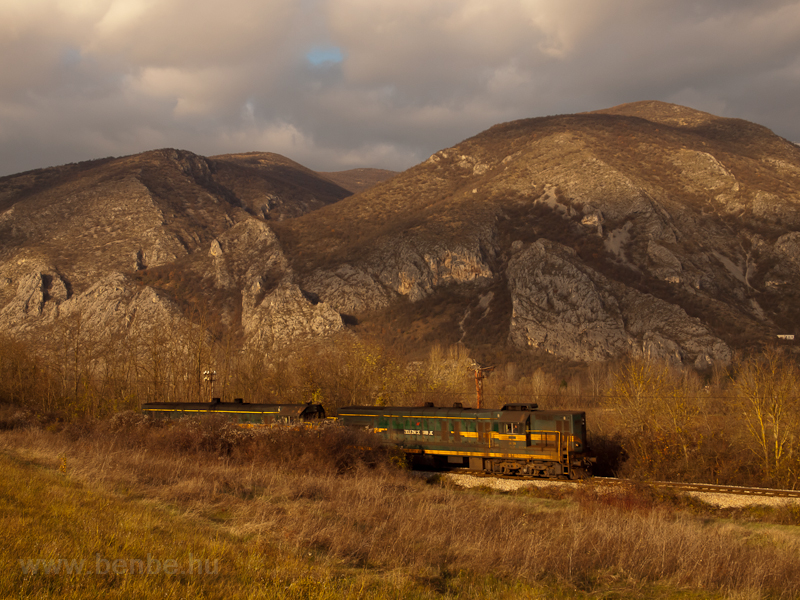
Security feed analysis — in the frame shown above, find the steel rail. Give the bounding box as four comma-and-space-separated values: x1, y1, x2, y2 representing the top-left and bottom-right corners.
444, 470, 800, 499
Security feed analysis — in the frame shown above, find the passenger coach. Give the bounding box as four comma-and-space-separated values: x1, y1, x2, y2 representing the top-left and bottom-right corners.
141, 398, 326, 425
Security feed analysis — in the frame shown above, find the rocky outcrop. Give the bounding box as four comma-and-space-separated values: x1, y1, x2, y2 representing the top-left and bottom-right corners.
242, 279, 344, 350
646, 241, 683, 283
773, 232, 800, 273
304, 264, 392, 314
369, 232, 495, 302
53, 273, 184, 340
0, 264, 187, 354
617, 287, 732, 369
507, 241, 630, 361
302, 227, 496, 313
0, 262, 70, 329
507, 240, 731, 366
207, 218, 288, 291
205, 219, 347, 350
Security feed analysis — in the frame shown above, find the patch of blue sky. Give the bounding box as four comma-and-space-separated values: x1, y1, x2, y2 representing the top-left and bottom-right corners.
306, 46, 344, 66
60, 47, 83, 67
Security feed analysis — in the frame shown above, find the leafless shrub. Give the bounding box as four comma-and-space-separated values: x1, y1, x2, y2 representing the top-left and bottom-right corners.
61, 418, 97, 441
0, 406, 36, 430
108, 409, 151, 432
67, 412, 396, 476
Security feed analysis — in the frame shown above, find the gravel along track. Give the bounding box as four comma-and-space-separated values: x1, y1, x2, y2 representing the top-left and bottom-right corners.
436, 473, 800, 509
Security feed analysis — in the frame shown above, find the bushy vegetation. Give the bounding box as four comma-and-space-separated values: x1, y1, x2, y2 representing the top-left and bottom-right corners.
597, 349, 800, 489
3, 314, 800, 491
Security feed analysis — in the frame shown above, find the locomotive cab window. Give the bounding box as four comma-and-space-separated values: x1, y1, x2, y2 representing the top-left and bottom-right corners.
503, 423, 523, 434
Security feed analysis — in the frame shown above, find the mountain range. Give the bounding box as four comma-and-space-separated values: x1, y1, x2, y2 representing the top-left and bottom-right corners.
2, 100, 800, 369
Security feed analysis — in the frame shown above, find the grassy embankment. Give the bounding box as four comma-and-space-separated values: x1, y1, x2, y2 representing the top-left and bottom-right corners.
3, 411, 800, 599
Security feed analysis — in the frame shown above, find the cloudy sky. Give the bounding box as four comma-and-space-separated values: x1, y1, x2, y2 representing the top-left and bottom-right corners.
2, 0, 800, 177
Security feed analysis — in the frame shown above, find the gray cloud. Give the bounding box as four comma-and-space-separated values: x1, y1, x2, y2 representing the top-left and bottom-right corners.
1, 0, 799, 177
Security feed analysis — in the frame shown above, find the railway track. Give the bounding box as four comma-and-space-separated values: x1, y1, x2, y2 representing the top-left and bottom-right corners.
440, 469, 800, 504
639, 480, 800, 500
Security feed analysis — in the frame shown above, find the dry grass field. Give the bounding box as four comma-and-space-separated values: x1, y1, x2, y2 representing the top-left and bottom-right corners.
3, 412, 800, 599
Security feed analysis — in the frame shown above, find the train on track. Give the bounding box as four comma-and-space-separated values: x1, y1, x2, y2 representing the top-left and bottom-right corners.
338, 402, 594, 479
140, 399, 594, 479
141, 398, 326, 424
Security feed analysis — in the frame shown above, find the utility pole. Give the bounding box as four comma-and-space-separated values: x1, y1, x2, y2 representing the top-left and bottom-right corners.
471, 363, 495, 409
203, 369, 216, 402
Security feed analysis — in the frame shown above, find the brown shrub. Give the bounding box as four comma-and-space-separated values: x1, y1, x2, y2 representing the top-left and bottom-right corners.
88, 414, 396, 475
0, 406, 37, 431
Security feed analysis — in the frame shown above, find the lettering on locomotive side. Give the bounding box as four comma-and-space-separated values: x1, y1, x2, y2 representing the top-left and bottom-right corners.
403, 429, 434, 436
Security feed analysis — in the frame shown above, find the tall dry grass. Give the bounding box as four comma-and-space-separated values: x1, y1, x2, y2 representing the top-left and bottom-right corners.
3, 414, 800, 598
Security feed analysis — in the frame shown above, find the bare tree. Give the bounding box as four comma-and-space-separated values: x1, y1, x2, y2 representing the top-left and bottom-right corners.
607, 358, 706, 480
731, 348, 800, 488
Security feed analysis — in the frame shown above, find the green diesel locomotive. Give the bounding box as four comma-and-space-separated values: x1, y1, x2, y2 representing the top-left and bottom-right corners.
338, 402, 594, 478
